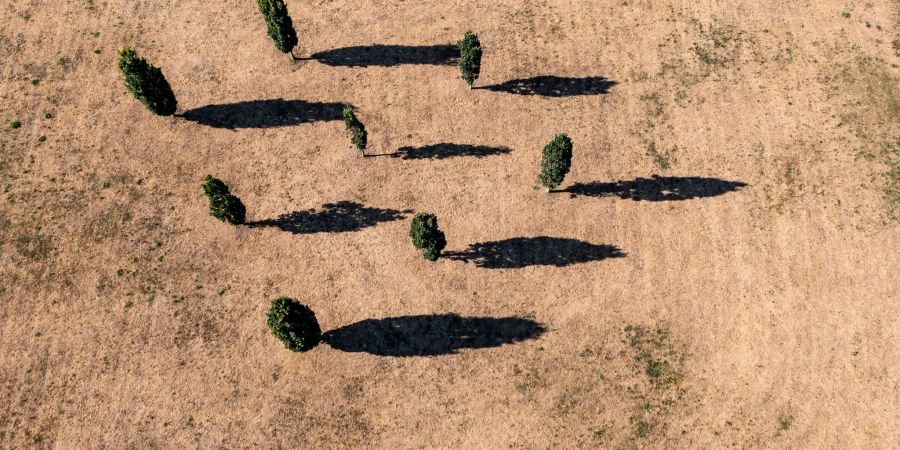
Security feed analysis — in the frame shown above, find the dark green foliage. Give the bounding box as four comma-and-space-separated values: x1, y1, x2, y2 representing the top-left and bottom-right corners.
342, 106, 367, 154
9, 120, 21, 129
257, 0, 298, 54
202, 175, 246, 225
410, 213, 447, 261
117, 47, 177, 116
458, 31, 482, 87
267, 297, 321, 352
539, 133, 573, 190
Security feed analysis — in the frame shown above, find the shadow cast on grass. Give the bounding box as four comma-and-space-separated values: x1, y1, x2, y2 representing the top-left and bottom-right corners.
246, 201, 411, 234
479, 76, 617, 96
323, 314, 546, 356
444, 237, 626, 269
181, 99, 345, 129
388, 143, 512, 160
310, 44, 458, 67
565, 176, 748, 201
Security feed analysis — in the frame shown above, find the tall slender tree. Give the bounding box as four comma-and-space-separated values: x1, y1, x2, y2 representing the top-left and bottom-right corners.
202, 175, 246, 225
342, 106, 368, 156
257, 0, 299, 56
539, 134, 573, 191
458, 31, 483, 88
118, 47, 177, 116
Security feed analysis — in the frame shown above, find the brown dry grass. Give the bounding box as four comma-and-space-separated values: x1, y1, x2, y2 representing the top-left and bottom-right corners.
1, 0, 898, 448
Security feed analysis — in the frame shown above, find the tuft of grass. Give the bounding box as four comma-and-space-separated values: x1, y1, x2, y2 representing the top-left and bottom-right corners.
9, 120, 21, 129
646, 141, 674, 170
841, 11, 851, 18
43, 112, 53, 119
776, 415, 793, 435
630, 417, 651, 438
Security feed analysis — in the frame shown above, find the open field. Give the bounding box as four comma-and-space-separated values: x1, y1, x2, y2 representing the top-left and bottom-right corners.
1, 0, 898, 448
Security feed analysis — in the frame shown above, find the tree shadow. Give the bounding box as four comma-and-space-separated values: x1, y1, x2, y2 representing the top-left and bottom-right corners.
565, 176, 748, 201
388, 143, 512, 160
310, 44, 458, 67
479, 76, 617, 96
323, 314, 546, 356
246, 201, 411, 234
444, 237, 626, 269
181, 99, 345, 129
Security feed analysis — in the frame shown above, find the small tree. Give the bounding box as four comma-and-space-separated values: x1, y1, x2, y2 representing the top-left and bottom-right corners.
458, 31, 482, 88
267, 297, 321, 352
410, 213, 447, 261
257, 0, 298, 56
342, 106, 368, 155
539, 133, 573, 191
202, 175, 246, 225
118, 47, 177, 116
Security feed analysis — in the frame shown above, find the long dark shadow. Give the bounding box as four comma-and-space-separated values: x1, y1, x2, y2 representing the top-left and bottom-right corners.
390, 143, 512, 160
445, 237, 626, 269
246, 201, 411, 234
565, 176, 748, 201
479, 75, 617, 96
323, 314, 546, 356
181, 99, 345, 129
310, 44, 458, 67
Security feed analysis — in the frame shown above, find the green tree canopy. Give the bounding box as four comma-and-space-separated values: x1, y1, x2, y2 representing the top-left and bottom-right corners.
257, 0, 298, 54
342, 106, 367, 155
267, 297, 322, 352
118, 47, 177, 116
458, 32, 483, 87
202, 175, 246, 225
539, 134, 573, 190
410, 213, 447, 261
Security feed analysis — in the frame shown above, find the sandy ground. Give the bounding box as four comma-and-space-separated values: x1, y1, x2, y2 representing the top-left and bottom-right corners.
1, 0, 898, 448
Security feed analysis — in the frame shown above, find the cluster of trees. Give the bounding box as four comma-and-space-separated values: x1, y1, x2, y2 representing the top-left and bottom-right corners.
120, 4, 581, 353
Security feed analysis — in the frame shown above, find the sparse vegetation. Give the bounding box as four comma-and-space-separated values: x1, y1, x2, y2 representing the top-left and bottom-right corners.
776, 415, 793, 435
202, 175, 246, 225
117, 47, 177, 116
538, 133, 573, 190
267, 296, 321, 352
342, 106, 367, 155
458, 31, 482, 87
645, 141, 673, 170
409, 212, 446, 261
256, 0, 298, 55
9, 120, 21, 129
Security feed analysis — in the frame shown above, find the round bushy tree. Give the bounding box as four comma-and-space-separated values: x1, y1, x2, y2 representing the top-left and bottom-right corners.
458, 31, 482, 87
342, 106, 367, 155
267, 297, 321, 352
410, 213, 447, 261
539, 133, 573, 190
118, 47, 177, 116
202, 175, 246, 225
257, 0, 298, 55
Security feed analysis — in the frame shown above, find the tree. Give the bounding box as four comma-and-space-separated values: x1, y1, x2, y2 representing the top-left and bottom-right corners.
257, 0, 298, 56
458, 31, 482, 88
267, 297, 321, 352
539, 133, 573, 191
410, 213, 447, 261
118, 47, 177, 116
202, 175, 246, 225
342, 106, 368, 155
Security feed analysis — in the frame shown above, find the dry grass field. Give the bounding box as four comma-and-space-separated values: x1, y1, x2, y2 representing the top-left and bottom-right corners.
1, 0, 899, 448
